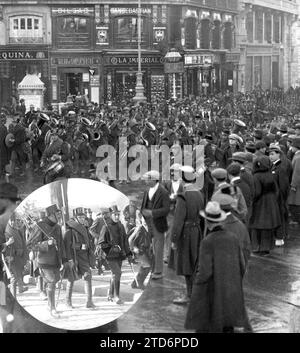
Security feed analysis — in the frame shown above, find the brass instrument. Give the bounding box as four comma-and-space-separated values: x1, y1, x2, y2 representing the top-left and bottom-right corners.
141, 122, 156, 147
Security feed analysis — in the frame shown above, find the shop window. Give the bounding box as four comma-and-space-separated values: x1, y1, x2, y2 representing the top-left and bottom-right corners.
212, 20, 221, 49
185, 17, 197, 49
9, 15, 43, 43
54, 16, 92, 49
223, 22, 232, 50
200, 19, 210, 49
112, 16, 150, 48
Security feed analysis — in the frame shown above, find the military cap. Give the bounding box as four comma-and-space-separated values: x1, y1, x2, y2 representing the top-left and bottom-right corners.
143, 170, 160, 180
264, 133, 276, 144
211, 168, 227, 181
109, 205, 120, 214
227, 163, 241, 176
288, 134, 296, 142
245, 141, 256, 152
230, 152, 247, 163
45, 204, 60, 216
74, 207, 85, 216
292, 137, 300, 149
279, 124, 288, 133
294, 123, 300, 130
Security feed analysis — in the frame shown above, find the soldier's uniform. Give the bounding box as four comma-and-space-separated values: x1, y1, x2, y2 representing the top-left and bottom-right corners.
27, 204, 66, 318
63, 208, 96, 309
99, 205, 132, 304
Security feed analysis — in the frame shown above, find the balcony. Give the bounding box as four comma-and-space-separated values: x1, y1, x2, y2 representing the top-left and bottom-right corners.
243, 0, 298, 14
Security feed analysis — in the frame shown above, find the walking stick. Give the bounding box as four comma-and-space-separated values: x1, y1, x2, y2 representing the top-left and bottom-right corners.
129, 261, 139, 287
55, 266, 66, 309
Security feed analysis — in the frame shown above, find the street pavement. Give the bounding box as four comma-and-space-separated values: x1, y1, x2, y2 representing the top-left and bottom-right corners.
3, 172, 300, 333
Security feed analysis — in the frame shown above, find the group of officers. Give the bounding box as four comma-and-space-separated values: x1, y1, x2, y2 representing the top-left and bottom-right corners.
0, 197, 145, 321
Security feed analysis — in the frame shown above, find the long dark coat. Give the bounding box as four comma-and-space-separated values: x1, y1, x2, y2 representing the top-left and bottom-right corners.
249, 170, 281, 230
185, 226, 251, 332
170, 185, 204, 276
223, 213, 251, 267
0, 123, 9, 173
288, 151, 300, 206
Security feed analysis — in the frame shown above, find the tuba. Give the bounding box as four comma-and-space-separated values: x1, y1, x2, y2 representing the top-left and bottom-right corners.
232, 119, 246, 134
141, 122, 156, 147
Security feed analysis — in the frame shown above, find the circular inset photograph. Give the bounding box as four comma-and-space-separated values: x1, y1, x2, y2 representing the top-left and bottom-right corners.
2, 179, 151, 330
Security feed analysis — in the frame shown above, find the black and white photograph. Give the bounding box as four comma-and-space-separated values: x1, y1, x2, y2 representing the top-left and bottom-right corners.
0, 0, 300, 339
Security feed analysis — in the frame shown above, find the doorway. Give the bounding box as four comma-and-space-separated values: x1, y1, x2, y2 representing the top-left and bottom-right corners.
66, 72, 83, 96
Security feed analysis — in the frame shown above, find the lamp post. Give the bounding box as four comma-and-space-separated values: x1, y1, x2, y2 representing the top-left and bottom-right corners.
164, 48, 182, 100
132, 0, 147, 104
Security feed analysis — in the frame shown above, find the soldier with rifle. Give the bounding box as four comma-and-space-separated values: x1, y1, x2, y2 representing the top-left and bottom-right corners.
63, 207, 96, 309
26, 204, 66, 318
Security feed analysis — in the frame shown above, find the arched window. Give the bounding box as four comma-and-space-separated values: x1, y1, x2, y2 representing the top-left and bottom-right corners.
9, 15, 43, 43
212, 20, 221, 49
185, 17, 197, 49
200, 18, 210, 49
223, 22, 233, 50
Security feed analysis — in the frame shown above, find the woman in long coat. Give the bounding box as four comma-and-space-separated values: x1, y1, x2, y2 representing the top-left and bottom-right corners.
170, 168, 205, 304
249, 155, 281, 255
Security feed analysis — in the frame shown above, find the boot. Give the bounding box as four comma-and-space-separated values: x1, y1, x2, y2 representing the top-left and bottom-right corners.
114, 279, 123, 305
65, 281, 74, 309
47, 287, 60, 318
85, 278, 96, 309
107, 278, 114, 301
38, 276, 47, 300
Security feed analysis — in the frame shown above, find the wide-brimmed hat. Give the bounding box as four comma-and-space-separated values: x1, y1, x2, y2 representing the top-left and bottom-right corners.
0, 183, 21, 201
211, 193, 235, 209
200, 201, 227, 222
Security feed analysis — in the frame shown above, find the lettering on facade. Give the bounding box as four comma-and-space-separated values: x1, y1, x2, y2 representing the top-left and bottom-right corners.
109, 56, 164, 65
110, 8, 152, 16
51, 57, 100, 66
184, 54, 214, 66
0, 51, 48, 61
52, 7, 94, 16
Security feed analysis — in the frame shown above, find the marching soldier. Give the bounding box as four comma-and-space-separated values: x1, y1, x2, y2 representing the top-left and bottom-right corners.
26, 204, 66, 318
99, 205, 133, 304
63, 208, 96, 309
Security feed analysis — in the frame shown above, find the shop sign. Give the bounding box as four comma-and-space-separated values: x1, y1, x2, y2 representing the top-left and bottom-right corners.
0, 50, 48, 61
184, 54, 214, 66
51, 57, 101, 66
52, 7, 94, 16
164, 62, 184, 74
110, 7, 152, 16
108, 56, 163, 65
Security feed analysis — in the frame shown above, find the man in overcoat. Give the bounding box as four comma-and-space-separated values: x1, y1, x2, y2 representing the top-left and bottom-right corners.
0, 114, 8, 179
141, 170, 170, 280
27, 204, 66, 318
288, 137, 300, 225
63, 207, 96, 309
185, 201, 252, 333
170, 166, 205, 305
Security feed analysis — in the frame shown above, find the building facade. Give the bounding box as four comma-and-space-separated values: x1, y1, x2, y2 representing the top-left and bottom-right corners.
0, 0, 298, 108
236, 0, 299, 92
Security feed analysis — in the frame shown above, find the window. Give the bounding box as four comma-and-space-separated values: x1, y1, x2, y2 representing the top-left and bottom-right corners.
212, 20, 221, 49
185, 17, 197, 49
200, 19, 210, 49
54, 16, 91, 49
246, 11, 253, 42
255, 11, 263, 43
10, 16, 43, 43
113, 16, 150, 48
